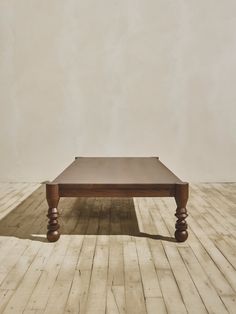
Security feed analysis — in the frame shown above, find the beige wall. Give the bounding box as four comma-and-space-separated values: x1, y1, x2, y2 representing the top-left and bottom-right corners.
0, 1, 236, 182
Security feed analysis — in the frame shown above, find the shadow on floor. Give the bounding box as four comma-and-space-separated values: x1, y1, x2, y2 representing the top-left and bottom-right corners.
0, 185, 176, 242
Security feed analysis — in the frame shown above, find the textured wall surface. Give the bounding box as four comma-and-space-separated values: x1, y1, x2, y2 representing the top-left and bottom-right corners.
0, 1, 236, 182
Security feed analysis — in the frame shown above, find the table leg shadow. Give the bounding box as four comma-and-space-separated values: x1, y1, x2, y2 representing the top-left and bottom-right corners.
0, 185, 176, 242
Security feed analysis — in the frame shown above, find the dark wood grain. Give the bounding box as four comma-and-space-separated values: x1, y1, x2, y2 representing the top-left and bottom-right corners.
46, 183, 60, 242
175, 182, 189, 242
58, 183, 176, 197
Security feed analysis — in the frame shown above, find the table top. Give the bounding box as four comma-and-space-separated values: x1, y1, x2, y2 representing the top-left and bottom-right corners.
52, 157, 182, 185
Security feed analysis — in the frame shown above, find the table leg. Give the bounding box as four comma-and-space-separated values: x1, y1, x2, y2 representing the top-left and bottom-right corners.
174, 183, 188, 242
46, 183, 60, 242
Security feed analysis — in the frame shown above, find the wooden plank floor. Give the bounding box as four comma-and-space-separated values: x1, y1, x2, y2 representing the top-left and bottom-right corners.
0, 182, 235, 314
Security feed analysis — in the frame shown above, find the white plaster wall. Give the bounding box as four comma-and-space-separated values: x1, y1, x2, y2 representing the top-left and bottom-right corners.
0, 1, 236, 182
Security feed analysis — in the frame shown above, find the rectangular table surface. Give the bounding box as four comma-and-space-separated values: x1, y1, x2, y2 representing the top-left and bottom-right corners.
52, 157, 182, 185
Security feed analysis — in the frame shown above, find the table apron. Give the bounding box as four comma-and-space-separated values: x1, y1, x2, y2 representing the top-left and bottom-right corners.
57, 184, 176, 197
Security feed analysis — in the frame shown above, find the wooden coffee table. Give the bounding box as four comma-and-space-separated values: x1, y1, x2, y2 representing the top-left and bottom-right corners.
46, 157, 189, 242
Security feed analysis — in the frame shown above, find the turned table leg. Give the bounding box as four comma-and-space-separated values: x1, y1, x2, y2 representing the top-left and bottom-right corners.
46, 183, 60, 242
174, 183, 189, 242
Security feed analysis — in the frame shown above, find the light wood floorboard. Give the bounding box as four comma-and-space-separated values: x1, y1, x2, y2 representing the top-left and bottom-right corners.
0, 183, 235, 313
